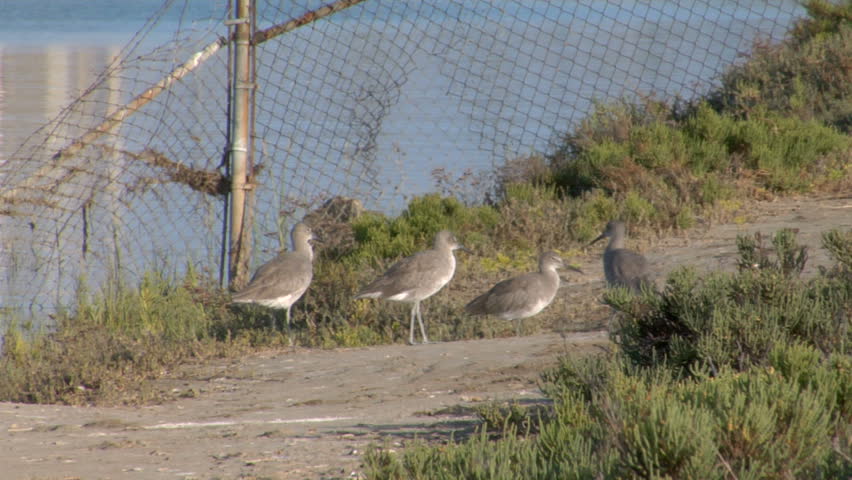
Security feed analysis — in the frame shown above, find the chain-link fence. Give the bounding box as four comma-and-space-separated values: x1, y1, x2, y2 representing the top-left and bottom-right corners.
0, 0, 803, 323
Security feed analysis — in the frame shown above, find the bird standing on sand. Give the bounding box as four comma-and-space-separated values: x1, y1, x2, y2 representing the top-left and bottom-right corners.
465, 251, 581, 335
355, 230, 468, 345
232, 222, 316, 341
588, 220, 653, 293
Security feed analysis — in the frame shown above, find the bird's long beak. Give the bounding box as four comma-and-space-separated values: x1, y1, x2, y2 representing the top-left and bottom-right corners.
587, 233, 606, 247
458, 246, 474, 255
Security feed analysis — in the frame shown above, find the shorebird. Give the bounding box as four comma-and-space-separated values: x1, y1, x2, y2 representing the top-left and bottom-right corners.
232, 222, 316, 340
588, 220, 653, 293
465, 251, 581, 335
355, 230, 468, 344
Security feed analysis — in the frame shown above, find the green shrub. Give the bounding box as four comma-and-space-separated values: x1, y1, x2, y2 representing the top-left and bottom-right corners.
710, 0, 852, 132
76, 270, 212, 341
608, 229, 851, 374
735, 228, 808, 276
348, 194, 499, 266
611, 375, 720, 478
0, 270, 237, 405
553, 100, 849, 202
792, 0, 852, 44
821, 228, 852, 272
536, 388, 615, 479
537, 7, 852, 233
567, 189, 619, 242
367, 344, 849, 479
372, 429, 546, 480
490, 183, 576, 252
474, 401, 547, 437
680, 350, 839, 478
366, 230, 852, 479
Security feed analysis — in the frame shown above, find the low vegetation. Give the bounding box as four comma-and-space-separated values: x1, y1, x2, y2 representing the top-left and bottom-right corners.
363, 229, 852, 479
709, 0, 852, 133
0, 0, 849, 418
299, 0, 851, 350
0, 270, 249, 405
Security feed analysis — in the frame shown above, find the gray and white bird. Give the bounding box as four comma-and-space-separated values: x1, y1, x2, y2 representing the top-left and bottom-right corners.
588, 220, 653, 293
465, 251, 581, 335
355, 230, 467, 345
232, 222, 316, 339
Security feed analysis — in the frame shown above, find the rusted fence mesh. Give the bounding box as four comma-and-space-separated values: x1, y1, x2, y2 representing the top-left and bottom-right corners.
0, 0, 802, 319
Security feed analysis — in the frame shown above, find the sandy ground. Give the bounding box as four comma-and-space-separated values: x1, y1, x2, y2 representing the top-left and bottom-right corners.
2, 195, 850, 480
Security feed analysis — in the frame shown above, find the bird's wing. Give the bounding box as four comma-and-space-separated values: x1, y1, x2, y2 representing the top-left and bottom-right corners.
611, 249, 652, 290
358, 249, 448, 297
466, 274, 542, 314
233, 253, 312, 300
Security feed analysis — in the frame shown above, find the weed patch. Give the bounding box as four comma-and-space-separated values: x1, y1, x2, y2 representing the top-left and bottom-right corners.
709, 0, 852, 132
0, 271, 241, 405
549, 100, 849, 232
608, 229, 850, 374
364, 228, 852, 479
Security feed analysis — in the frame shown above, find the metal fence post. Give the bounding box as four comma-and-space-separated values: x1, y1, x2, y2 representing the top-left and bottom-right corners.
228, 0, 255, 290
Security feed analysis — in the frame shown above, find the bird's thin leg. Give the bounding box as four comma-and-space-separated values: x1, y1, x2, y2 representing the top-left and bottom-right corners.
285, 306, 293, 347
514, 319, 522, 337
269, 310, 278, 331
416, 301, 429, 344
409, 303, 417, 345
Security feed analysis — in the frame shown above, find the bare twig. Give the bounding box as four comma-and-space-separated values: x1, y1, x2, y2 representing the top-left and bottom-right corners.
717, 451, 739, 479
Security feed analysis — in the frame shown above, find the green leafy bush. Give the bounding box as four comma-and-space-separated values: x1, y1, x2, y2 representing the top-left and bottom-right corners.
710, 0, 852, 132
348, 194, 499, 266
367, 347, 850, 479
552, 100, 848, 202
608, 229, 851, 374
0, 270, 236, 404
365, 229, 852, 479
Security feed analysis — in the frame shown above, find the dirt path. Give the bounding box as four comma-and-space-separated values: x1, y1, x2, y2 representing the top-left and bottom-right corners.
2, 195, 850, 480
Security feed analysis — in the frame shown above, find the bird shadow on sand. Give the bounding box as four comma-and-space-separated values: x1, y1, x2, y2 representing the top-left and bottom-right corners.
332, 398, 551, 444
